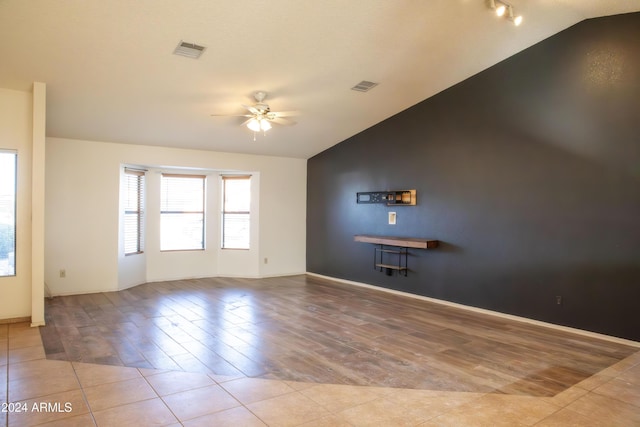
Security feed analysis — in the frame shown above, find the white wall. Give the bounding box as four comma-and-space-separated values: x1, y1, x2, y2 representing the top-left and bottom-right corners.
45, 137, 307, 296
0, 88, 33, 319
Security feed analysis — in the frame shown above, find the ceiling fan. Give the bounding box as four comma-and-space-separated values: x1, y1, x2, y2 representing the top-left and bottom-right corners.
212, 91, 297, 140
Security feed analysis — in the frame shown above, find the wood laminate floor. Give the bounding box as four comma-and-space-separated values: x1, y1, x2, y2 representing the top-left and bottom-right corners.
39, 275, 637, 397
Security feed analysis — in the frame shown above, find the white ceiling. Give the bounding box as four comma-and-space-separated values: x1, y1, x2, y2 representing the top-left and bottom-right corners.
1, 0, 639, 159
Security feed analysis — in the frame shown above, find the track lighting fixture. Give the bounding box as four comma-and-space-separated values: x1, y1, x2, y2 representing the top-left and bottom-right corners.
488, 0, 523, 26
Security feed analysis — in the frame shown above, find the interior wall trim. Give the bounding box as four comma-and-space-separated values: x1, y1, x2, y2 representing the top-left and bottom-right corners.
0, 316, 31, 325
306, 272, 640, 348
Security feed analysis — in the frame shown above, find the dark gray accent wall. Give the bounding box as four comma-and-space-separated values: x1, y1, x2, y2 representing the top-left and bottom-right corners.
307, 13, 640, 341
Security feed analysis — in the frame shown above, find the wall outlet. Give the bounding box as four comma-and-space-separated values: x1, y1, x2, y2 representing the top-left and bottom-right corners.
60, 269, 66, 278
388, 212, 397, 225
556, 295, 562, 305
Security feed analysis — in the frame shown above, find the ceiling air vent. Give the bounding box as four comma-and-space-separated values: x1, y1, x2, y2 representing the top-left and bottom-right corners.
351, 80, 379, 92
173, 41, 206, 59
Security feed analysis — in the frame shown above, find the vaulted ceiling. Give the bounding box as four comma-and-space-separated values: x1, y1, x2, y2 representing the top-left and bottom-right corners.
1, 0, 639, 159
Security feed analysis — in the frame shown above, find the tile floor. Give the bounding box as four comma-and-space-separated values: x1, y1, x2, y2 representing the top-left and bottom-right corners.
39, 276, 637, 397
1, 321, 640, 426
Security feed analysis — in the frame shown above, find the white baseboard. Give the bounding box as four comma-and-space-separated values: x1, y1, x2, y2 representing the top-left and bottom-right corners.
306, 272, 640, 348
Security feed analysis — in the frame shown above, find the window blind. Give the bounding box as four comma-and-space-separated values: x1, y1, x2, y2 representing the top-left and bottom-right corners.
0, 150, 16, 276
123, 169, 145, 255
161, 174, 206, 251
221, 175, 251, 249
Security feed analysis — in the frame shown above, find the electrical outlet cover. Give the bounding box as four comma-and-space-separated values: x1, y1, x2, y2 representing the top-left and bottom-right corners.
388, 212, 397, 225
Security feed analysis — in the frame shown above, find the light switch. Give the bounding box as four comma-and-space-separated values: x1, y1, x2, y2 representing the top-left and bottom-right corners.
388, 212, 397, 225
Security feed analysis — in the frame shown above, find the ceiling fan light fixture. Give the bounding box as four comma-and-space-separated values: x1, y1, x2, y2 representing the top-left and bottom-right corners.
247, 118, 261, 132
260, 119, 272, 131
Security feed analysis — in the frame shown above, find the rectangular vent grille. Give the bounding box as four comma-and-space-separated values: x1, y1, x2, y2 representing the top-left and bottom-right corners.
173, 41, 206, 59
351, 80, 379, 92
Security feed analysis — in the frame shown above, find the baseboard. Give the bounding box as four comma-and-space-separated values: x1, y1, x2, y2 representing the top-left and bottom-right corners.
0, 316, 31, 325
306, 272, 640, 348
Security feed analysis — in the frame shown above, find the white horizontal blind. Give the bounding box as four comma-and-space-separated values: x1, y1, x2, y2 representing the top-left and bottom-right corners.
161, 174, 205, 251
0, 150, 16, 277
222, 175, 250, 249
123, 169, 145, 255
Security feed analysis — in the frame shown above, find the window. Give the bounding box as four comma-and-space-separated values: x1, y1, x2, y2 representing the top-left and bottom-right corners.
161, 174, 205, 251
0, 151, 16, 277
123, 169, 145, 255
221, 175, 251, 249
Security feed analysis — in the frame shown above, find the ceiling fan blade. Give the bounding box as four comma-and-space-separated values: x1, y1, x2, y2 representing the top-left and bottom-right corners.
210, 113, 253, 117
270, 117, 296, 126
242, 104, 259, 115
271, 110, 300, 117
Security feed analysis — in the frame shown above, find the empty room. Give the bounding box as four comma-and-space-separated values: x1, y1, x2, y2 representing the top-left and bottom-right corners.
1, 1, 639, 426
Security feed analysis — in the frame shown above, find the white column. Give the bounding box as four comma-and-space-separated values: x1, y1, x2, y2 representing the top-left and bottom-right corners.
31, 82, 46, 327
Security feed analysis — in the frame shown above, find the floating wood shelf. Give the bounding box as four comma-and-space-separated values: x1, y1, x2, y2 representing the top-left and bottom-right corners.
354, 235, 439, 249
354, 235, 439, 277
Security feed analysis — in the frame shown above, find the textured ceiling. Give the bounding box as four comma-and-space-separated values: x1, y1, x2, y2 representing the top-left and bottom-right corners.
1, 0, 639, 159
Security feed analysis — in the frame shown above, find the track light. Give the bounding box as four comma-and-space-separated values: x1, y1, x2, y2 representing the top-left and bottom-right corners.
488, 0, 522, 26
509, 6, 523, 26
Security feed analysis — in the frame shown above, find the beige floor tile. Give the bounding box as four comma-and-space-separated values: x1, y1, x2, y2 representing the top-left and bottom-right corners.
7, 345, 46, 364
73, 362, 141, 388
7, 389, 89, 427
0, 339, 7, 364
145, 369, 215, 396
8, 323, 36, 338
542, 385, 589, 407
209, 373, 245, 383
0, 368, 7, 404
298, 414, 353, 427
622, 350, 640, 365
564, 390, 640, 424
8, 359, 74, 382
8, 370, 81, 402
162, 384, 240, 421
247, 391, 331, 427
221, 377, 295, 405
417, 393, 559, 427
338, 396, 431, 426
385, 388, 486, 420
8, 333, 43, 350
284, 380, 316, 391
300, 384, 388, 412
591, 377, 640, 407
599, 350, 640, 375
35, 413, 96, 427
83, 377, 158, 412
617, 362, 640, 385
92, 398, 177, 426
137, 367, 169, 377
534, 407, 609, 427
182, 406, 267, 427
